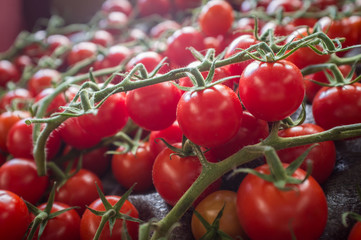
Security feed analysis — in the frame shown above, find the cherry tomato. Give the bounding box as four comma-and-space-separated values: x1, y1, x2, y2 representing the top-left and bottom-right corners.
191, 190, 245, 240
46, 34, 71, 55
349, 221, 361, 240
277, 123, 336, 183
237, 164, 328, 240
137, 0, 170, 17
312, 83, 361, 130
210, 111, 269, 161
34, 88, 68, 116
0, 158, 49, 204
0, 110, 29, 152
80, 195, 139, 240
125, 51, 169, 74
166, 26, 205, 67
112, 142, 155, 192
126, 81, 181, 131
0, 88, 32, 112
28, 68, 61, 97
90, 30, 114, 47
78, 92, 129, 139
0, 60, 20, 87
149, 20, 181, 38
152, 143, 221, 206
0, 190, 31, 240
101, 0, 133, 16
198, 0, 234, 37
176, 84, 243, 148
67, 41, 98, 66
239, 60, 305, 122
32, 202, 81, 240
55, 169, 103, 214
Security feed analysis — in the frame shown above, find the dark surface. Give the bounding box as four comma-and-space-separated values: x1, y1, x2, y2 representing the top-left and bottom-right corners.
101, 103, 361, 240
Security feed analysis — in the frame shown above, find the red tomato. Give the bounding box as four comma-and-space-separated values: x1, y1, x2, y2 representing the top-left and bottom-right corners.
55, 169, 103, 214
101, 0, 133, 16
266, 0, 302, 13
0, 60, 20, 87
28, 68, 61, 97
152, 143, 221, 206
78, 92, 129, 139
277, 123, 336, 183
46, 34, 71, 54
209, 111, 269, 161
0, 110, 29, 152
149, 121, 183, 158
137, 0, 170, 17
239, 60, 305, 122
126, 81, 181, 131
177, 84, 243, 148
112, 142, 155, 192
0, 190, 31, 240
191, 190, 245, 240
150, 20, 181, 38
312, 83, 361, 130
198, 0, 234, 37
0, 158, 49, 204
6, 119, 62, 160
237, 164, 328, 240
173, 0, 202, 10
90, 30, 114, 47
349, 221, 361, 240
166, 26, 205, 67
125, 51, 169, 74
34, 88, 68, 116
98, 12, 128, 36
32, 202, 81, 240
67, 41, 98, 66
0, 88, 32, 112
80, 195, 139, 240
224, 34, 258, 77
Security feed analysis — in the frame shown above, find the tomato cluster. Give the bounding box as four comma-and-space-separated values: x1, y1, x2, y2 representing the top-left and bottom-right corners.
0, 0, 361, 239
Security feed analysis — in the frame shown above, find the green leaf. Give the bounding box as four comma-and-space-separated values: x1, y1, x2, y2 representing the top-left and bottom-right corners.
193, 210, 212, 231
285, 143, 318, 176
113, 185, 135, 212
95, 182, 113, 210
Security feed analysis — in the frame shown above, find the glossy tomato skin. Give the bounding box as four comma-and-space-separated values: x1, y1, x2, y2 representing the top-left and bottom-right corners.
0, 88, 32, 112
0, 60, 20, 87
198, 0, 234, 37
55, 169, 103, 214
78, 92, 129, 139
239, 60, 305, 122
126, 81, 181, 131
191, 190, 245, 240
277, 123, 336, 183
80, 196, 139, 240
0, 190, 31, 240
152, 143, 221, 206
237, 164, 328, 240
112, 142, 155, 192
32, 202, 81, 240
312, 83, 361, 130
176, 84, 243, 148
0, 158, 49, 204
125, 51, 169, 74
67, 41, 98, 66
349, 221, 361, 240
28, 68, 61, 97
166, 27, 205, 67
210, 111, 269, 161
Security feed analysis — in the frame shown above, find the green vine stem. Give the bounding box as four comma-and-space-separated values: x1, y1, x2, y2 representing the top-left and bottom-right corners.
150, 122, 361, 239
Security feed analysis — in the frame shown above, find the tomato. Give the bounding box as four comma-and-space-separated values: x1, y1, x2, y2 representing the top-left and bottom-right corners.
0, 88, 32, 112
101, 0, 133, 16
152, 143, 221, 206
0, 158, 49, 204
149, 121, 183, 157
349, 221, 361, 240
150, 20, 181, 38
224, 34, 258, 77
166, 26, 205, 67
6, 119, 62, 160
13, 54, 33, 72
78, 92, 129, 139
46, 34, 71, 55
126, 81, 181, 131
0, 60, 20, 87
0, 190, 31, 240
266, 0, 302, 14
28, 68, 61, 97
237, 164, 328, 240
80, 195, 139, 240
198, 0, 234, 37
137, 0, 170, 17
277, 123, 336, 183
34, 88, 68, 116
32, 202, 81, 240
0, 110, 29, 152
209, 111, 269, 161
55, 169, 103, 214
67, 41, 98, 66
191, 190, 245, 240
112, 142, 155, 192
125, 51, 169, 74
239, 60, 305, 122
58, 117, 102, 150
312, 83, 361, 130
90, 30, 114, 47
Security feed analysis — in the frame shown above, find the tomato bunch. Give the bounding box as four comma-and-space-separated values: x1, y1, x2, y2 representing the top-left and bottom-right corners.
0, 0, 361, 239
